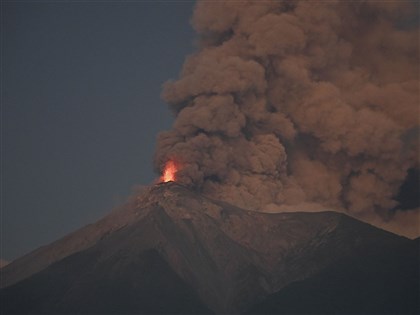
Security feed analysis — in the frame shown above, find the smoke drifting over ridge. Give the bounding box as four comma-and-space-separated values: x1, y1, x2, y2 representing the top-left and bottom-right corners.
154, 1, 419, 237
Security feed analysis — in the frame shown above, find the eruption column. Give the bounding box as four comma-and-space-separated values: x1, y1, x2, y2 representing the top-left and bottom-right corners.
154, 0, 419, 238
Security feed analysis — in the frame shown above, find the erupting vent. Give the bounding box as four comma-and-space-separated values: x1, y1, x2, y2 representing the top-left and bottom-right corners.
160, 160, 178, 183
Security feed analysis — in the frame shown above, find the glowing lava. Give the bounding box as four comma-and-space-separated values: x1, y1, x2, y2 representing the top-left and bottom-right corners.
161, 160, 178, 183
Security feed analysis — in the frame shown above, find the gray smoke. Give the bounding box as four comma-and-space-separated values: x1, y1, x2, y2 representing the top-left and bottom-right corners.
154, 0, 419, 237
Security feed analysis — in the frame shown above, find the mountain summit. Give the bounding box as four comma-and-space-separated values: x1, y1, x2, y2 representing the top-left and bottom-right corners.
1, 182, 419, 314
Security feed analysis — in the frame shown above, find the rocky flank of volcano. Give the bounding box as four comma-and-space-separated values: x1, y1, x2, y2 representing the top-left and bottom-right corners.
1, 182, 418, 314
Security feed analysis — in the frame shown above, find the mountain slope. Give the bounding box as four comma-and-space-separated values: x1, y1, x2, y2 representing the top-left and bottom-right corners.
246, 229, 419, 314
1, 247, 212, 314
0, 200, 143, 289
1, 182, 418, 314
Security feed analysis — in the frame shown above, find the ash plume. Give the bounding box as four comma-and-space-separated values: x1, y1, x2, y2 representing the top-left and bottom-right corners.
154, 0, 419, 237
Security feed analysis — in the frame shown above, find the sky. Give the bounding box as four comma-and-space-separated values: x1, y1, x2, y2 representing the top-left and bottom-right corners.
2, 1, 197, 261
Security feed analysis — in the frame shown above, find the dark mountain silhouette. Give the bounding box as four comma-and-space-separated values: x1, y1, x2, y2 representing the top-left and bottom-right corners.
1, 248, 211, 314
1, 182, 418, 314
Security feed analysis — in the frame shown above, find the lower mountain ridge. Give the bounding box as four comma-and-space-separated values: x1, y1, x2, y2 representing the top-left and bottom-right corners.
1, 182, 418, 314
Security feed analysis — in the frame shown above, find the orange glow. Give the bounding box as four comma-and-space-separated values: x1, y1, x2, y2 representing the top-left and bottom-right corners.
160, 160, 178, 183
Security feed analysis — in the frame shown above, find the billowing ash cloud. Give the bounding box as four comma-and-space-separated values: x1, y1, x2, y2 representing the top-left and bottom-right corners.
154, 0, 419, 237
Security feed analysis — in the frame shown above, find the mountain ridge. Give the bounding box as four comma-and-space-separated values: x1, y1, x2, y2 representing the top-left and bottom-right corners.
1, 182, 418, 314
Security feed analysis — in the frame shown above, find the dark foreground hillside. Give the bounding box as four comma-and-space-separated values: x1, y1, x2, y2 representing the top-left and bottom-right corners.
1, 183, 418, 314
1, 248, 211, 314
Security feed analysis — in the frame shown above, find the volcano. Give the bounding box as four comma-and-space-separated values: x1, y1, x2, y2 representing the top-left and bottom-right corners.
1, 182, 418, 314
